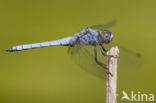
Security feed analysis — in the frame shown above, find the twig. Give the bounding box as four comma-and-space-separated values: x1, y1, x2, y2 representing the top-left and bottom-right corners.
106, 46, 119, 103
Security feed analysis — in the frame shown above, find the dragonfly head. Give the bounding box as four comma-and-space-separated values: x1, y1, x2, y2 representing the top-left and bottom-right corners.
102, 30, 113, 44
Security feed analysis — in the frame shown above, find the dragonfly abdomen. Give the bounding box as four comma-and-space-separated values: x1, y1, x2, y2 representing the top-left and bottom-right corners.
6, 37, 73, 52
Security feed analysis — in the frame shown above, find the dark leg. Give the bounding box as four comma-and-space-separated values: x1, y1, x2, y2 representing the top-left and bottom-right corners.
94, 46, 107, 69
94, 46, 106, 68
99, 45, 107, 56
99, 45, 116, 58
95, 45, 113, 76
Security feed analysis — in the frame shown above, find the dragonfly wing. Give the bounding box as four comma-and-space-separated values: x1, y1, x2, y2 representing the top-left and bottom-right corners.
89, 20, 116, 32
68, 43, 143, 79
104, 42, 143, 69
68, 45, 107, 79
118, 45, 143, 69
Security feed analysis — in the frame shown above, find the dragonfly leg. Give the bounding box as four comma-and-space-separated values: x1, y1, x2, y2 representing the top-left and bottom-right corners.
99, 45, 117, 58
99, 45, 107, 56
94, 45, 106, 68
94, 46, 113, 76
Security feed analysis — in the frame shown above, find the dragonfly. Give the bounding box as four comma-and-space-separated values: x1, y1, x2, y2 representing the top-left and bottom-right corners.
6, 21, 143, 78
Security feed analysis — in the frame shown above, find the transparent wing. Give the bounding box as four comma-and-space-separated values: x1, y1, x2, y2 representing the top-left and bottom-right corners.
68, 43, 143, 79
89, 20, 116, 32
68, 45, 107, 79
104, 42, 143, 69
118, 45, 143, 69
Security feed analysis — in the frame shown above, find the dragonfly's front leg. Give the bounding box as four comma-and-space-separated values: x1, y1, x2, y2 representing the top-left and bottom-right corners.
99, 45, 116, 58
99, 45, 107, 56
95, 45, 113, 76
94, 45, 106, 68
94, 45, 108, 70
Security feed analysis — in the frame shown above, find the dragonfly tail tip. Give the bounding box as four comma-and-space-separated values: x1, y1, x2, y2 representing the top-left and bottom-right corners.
6, 49, 13, 52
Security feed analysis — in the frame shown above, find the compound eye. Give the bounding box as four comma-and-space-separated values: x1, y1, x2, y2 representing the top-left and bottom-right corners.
105, 30, 111, 35
104, 30, 111, 43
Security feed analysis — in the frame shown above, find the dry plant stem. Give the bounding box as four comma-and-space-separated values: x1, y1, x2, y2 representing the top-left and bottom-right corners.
106, 46, 119, 103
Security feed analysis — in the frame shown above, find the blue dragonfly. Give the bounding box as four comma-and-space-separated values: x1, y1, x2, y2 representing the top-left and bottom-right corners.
6, 21, 143, 78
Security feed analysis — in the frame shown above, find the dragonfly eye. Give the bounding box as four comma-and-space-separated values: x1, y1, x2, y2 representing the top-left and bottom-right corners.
103, 30, 113, 43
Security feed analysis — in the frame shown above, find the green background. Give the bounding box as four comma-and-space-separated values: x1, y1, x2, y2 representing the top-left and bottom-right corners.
0, 0, 156, 103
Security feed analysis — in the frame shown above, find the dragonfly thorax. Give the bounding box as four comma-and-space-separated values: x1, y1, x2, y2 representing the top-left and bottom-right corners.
102, 30, 113, 44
